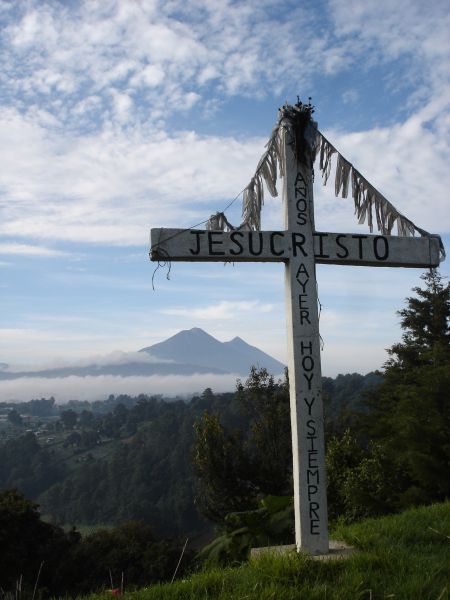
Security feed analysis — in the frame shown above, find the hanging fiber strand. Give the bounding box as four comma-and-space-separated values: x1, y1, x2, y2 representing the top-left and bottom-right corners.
207, 102, 444, 262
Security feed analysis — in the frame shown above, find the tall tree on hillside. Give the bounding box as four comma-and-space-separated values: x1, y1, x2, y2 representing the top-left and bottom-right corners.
363, 269, 450, 508
193, 412, 256, 524
386, 269, 449, 370
192, 369, 292, 525
236, 368, 292, 495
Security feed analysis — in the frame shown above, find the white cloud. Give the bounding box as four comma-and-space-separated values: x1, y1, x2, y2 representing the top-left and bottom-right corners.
4, 350, 172, 373
329, 0, 450, 95
0, 373, 241, 403
162, 300, 274, 320
0, 107, 267, 244
0, 92, 448, 251
0, 243, 69, 257
0, 1, 354, 129
314, 97, 450, 235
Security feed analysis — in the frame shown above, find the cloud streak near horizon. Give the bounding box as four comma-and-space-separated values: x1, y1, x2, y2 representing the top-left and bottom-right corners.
0, 373, 249, 403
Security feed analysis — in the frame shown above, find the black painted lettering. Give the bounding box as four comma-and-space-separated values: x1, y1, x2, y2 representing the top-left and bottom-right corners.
309, 501, 320, 520
307, 470, 319, 485
292, 233, 307, 257
297, 279, 308, 293
304, 396, 315, 414
300, 341, 313, 355
310, 519, 320, 535
300, 310, 311, 325
296, 263, 309, 278
208, 232, 225, 256
190, 231, 205, 255
306, 419, 316, 436
230, 231, 244, 256
296, 196, 308, 226
352, 234, 368, 259
269, 232, 284, 256
299, 294, 309, 308
304, 372, 314, 390
336, 234, 349, 258
307, 436, 317, 451
314, 232, 330, 258
308, 450, 318, 468
294, 171, 307, 189
296, 198, 307, 212
302, 355, 314, 371
308, 484, 318, 501
248, 232, 263, 256
374, 235, 389, 260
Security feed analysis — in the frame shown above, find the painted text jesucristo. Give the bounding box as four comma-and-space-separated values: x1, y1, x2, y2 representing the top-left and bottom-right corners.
189, 230, 390, 261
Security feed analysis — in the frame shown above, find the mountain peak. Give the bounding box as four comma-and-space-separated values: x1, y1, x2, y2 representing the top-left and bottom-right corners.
228, 336, 245, 344
187, 327, 209, 335
140, 329, 285, 376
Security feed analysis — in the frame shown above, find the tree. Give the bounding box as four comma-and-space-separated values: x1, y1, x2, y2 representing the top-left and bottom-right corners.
362, 269, 450, 508
0, 489, 78, 594
60, 409, 78, 430
79, 409, 95, 428
236, 367, 292, 495
386, 269, 449, 370
193, 412, 256, 524
7, 408, 23, 427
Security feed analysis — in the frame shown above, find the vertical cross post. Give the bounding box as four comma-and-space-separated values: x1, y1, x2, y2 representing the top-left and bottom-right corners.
283, 120, 328, 554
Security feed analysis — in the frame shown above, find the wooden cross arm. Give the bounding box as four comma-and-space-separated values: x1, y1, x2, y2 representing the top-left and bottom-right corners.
150, 228, 440, 268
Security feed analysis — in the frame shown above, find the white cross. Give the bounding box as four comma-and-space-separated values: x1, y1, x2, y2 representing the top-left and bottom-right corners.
150, 118, 440, 555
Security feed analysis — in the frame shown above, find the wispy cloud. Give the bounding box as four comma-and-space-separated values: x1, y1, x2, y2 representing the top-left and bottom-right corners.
0, 109, 267, 244
0, 243, 69, 257
162, 300, 274, 320
329, 0, 450, 95
0, 1, 339, 128
4, 350, 172, 373
0, 373, 241, 403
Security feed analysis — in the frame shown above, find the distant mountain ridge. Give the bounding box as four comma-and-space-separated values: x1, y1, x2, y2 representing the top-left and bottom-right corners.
140, 327, 285, 376
0, 328, 285, 380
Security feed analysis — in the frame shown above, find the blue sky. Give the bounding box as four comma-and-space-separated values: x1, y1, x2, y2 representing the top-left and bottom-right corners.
0, 0, 449, 401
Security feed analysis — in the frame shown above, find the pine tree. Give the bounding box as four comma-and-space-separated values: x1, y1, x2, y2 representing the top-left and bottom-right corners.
386, 269, 449, 371
363, 269, 450, 508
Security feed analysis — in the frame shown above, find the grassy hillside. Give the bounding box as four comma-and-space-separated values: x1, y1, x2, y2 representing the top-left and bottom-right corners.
83, 502, 449, 600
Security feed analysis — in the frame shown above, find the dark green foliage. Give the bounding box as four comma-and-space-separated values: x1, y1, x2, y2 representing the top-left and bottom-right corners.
59, 521, 192, 595
193, 412, 257, 524
1, 371, 380, 540
199, 495, 294, 565
192, 368, 292, 527
328, 269, 450, 522
0, 432, 63, 498
326, 430, 407, 522
0, 489, 79, 595
361, 269, 450, 511
60, 408, 78, 429
386, 269, 449, 370
7, 408, 23, 426
236, 368, 292, 495
0, 489, 193, 598
322, 372, 382, 434
38, 398, 207, 537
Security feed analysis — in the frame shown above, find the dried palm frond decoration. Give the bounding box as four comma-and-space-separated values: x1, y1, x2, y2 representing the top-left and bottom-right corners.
206, 100, 445, 261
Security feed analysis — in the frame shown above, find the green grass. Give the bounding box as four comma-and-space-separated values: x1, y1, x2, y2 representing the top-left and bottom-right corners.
78, 502, 450, 600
